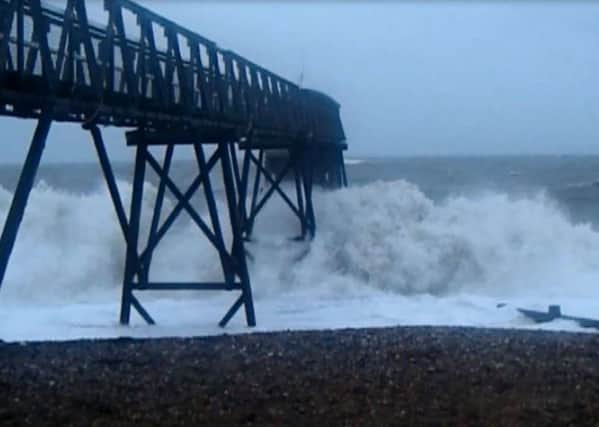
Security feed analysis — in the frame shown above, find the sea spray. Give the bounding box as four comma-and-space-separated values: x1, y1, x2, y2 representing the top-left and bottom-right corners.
0, 178, 598, 307
0, 179, 224, 303
250, 180, 599, 300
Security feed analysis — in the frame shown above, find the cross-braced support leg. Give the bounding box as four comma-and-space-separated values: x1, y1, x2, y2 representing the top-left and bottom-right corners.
90, 126, 255, 327
241, 146, 315, 240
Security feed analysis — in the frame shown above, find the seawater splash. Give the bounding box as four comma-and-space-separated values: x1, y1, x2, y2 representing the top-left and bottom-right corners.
0, 181, 125, 302
0, 179, 598, 306
0, 179, 223, 303
251, 180, 599, 300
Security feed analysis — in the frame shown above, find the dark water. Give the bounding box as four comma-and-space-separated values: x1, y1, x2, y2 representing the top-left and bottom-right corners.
348, 156, 599, 228
1, 155, 599, 227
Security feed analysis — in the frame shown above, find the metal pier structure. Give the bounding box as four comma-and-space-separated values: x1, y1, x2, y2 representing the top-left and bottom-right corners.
0, 0, 347, 327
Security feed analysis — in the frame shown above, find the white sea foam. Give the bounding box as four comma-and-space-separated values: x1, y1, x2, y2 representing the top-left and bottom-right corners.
303, 181, 599, 299
344, 158, 365, 165
1, 178, 599, 341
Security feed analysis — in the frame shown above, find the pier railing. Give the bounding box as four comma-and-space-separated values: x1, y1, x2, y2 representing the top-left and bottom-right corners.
0, 0, 312, 138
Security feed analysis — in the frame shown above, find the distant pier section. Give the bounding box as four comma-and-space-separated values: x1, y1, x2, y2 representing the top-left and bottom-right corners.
0, 0, 347, 327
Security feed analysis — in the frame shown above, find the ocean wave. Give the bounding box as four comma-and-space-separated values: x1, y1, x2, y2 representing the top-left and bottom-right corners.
0, 179, 598, 305
252, 180, 599, 299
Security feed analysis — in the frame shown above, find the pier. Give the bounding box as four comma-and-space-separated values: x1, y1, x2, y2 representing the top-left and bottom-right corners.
0, 0, 347, 327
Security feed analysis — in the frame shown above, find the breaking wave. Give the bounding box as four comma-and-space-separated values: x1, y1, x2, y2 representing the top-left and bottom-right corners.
292, 181, 599, 299
1, 179, 599, 304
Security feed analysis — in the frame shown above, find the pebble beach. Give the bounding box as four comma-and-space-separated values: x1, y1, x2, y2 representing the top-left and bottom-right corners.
2, 326, 599, 426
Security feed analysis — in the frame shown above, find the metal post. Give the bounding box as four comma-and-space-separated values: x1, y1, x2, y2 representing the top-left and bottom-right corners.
88, 125, 129, 237
0, 111, 52, 287
218, 143, 256, 327
120, 143, 147, 324
302, 147, 316, 238
339, 148, 348, 187
293, 150, 307, 238
238, 148, 251, 233
246, 149, 264, 238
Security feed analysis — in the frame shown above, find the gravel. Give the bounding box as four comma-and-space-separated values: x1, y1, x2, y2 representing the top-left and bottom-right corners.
2, 326, 599, 426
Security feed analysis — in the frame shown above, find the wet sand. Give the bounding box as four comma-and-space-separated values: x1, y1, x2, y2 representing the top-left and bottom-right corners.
1, 326, 599, 426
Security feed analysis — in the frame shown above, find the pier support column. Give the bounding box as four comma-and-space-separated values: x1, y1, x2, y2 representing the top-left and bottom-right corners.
119, 142, 150, 325
219, 143, 255, 326
89, 126, 256, 327
339, 148, 348, 187
301, 147, 316, 238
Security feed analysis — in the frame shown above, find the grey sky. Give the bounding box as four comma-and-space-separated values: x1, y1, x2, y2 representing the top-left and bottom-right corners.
2, 1, 599, 163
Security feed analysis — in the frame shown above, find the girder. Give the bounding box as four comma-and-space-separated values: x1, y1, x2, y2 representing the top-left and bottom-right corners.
0, 0, 346, 147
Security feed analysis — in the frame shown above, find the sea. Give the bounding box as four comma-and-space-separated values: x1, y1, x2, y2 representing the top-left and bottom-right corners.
2, 155, 599, 341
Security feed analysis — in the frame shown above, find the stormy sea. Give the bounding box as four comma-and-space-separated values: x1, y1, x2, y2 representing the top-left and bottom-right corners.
1, 155, 599, 341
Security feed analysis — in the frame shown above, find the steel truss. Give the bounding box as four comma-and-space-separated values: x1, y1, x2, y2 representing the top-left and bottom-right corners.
236, 145, 316, 241
89, 125, 256, 327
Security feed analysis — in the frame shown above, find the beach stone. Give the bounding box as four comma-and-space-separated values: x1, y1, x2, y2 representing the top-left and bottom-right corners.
1, 326, 599, 426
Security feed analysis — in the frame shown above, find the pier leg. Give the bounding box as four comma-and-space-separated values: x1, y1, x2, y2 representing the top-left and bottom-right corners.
238, 149, 251, 235
0, 111, 52, 287
100, 132, 257, 327
340, 149, 348, 187
120, 143, 153, 325
219, 143, 255, 327
294, 156, 307, 239
302, 148, 316, 238
245, 149, 263, 238
88, 125, 152, 324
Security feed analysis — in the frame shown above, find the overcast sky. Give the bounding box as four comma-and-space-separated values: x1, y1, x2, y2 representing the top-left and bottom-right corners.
2, 0, 599, 162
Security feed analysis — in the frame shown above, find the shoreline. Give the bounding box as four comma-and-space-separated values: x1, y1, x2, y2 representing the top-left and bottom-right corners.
1, 321, 596, 345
